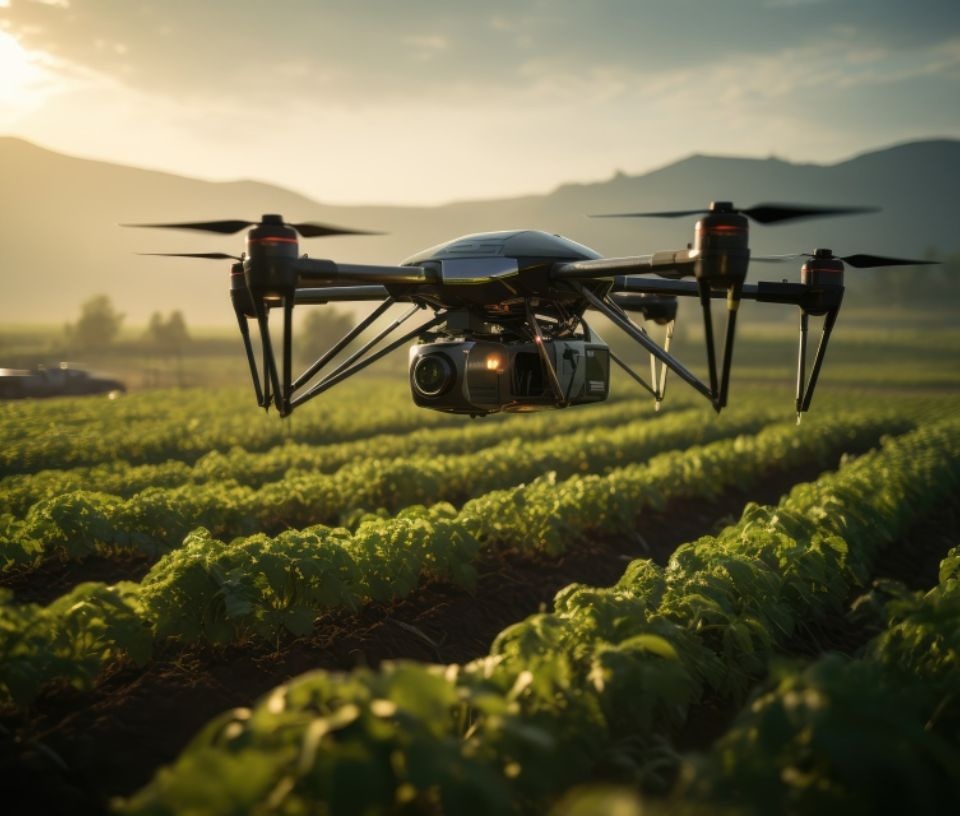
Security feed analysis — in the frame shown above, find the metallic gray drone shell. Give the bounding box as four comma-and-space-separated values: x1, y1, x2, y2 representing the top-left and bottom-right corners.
401, 230, 602, 266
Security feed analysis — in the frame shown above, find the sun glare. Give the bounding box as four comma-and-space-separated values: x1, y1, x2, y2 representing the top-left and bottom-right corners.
0, 30, 50, 117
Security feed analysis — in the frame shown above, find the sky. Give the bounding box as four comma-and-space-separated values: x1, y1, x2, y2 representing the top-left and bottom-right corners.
1, 0, 959, 205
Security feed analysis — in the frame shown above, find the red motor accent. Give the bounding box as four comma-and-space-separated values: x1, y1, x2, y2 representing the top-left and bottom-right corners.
244, 214, 300, 297
693, 208, 750, 284
801, 249, 845, 287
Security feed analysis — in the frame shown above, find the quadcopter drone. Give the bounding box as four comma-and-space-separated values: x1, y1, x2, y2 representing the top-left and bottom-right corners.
127, 203, 932, 419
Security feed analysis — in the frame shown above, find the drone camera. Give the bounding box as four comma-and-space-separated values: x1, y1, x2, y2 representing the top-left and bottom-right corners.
409, 338, 609, 414
411, 352, 456, 397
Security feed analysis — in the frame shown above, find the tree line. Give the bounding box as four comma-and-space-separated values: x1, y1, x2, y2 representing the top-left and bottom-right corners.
62, 294, 357, 361
63, 295, 190, 354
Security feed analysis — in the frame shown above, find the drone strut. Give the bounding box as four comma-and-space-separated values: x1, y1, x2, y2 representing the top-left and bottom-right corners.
236, 291, 444, 416
574, 282, 713, 402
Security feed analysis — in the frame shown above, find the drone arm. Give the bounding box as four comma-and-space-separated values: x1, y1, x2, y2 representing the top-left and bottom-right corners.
612, 277, 828, 308
294, 285, 392, 304
553, 255, 654, 279
552, 250, 696, 281
293, 258, 435, 286
612, 277, 700, 296
752, 281, 807, 304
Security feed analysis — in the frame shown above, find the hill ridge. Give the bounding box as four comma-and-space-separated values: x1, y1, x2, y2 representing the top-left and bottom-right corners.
1, 136, 957, 325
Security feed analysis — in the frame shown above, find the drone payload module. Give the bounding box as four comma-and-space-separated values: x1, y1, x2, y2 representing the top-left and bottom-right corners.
127, 202, 934, 419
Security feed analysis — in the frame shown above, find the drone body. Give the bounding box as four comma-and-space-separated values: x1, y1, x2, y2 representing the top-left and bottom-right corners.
129, 203, 933, 419
398, 231, 608, 415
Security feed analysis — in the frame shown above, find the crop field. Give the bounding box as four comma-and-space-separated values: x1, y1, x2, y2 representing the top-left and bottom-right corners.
1, 374, 959, 815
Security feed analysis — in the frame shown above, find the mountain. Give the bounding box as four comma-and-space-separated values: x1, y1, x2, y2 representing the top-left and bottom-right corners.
1, 136, 957, 326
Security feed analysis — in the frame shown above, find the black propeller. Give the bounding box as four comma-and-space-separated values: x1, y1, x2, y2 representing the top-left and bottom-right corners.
753, 250, 938, 268
138, 252, 242, 261
590, 201, 879, 225
122, 214, 383, 238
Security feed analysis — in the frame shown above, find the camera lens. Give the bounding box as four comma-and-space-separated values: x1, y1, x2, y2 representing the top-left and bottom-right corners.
412, 353, 454, 396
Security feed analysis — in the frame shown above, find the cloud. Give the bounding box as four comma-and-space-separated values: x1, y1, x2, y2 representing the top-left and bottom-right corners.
2, 0, 958, 109
2, 1, 958, 204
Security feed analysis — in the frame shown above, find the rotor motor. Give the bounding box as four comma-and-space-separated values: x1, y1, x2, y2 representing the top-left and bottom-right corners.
229, 262, 257, 318
799, 249, 845, 318
801, 248, 845, 287
608, 292, 678, 325
693, 202, 750, 286
244, 214, 300, 298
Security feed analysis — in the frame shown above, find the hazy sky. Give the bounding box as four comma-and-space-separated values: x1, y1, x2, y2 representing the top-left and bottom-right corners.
1, 0, 958, 204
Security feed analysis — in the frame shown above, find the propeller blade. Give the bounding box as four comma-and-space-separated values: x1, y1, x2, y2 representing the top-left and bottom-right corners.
840, 253, 938, 269
138, 252, 243, 260
122, 219, 255, 234
291, 222, 385, 238
589, 209, 706, 219
754, 251, 938, 268
742, 204, 879, 224
123, 217, 383, 238
589, 203, 879, 223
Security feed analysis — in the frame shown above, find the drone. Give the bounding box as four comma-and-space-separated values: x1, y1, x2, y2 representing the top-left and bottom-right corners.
126, 203, 933, 419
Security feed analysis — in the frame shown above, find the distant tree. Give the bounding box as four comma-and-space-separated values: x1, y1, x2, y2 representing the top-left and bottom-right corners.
296, 308, 355, 366
142, 310, 192, 387
65, 294, 124, 352
145, 312, 164, 344
144, 310, 190, 354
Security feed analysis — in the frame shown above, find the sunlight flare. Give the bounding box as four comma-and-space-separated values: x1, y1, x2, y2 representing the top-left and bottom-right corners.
0, 29, 57, 121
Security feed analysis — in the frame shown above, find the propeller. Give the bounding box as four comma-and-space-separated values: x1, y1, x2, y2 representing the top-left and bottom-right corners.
138, 252, 242, 261
753, 249, 938, 268
122, 214, 383, 237
589, 201, 879, 225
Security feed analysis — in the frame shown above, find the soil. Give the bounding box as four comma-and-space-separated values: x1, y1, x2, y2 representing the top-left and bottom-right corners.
0, 553, 154, 605
2, 450, 956, 815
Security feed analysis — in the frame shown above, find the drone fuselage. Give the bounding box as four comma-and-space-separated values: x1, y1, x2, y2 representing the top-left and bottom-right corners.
387, 229, 606, 319
388, 231, 614, 414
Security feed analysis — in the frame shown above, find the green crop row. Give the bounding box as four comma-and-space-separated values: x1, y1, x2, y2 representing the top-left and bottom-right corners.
4, 377, 942, 478
0, 410, 912, 709
0, 397, 681, 516
0, 380, 503, 475
0, 406, 777, 572
115, 418, 960, 816
642, 543, 960, 816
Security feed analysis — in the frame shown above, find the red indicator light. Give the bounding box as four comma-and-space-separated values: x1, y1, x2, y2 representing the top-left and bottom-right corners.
699, 225, 745, 234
